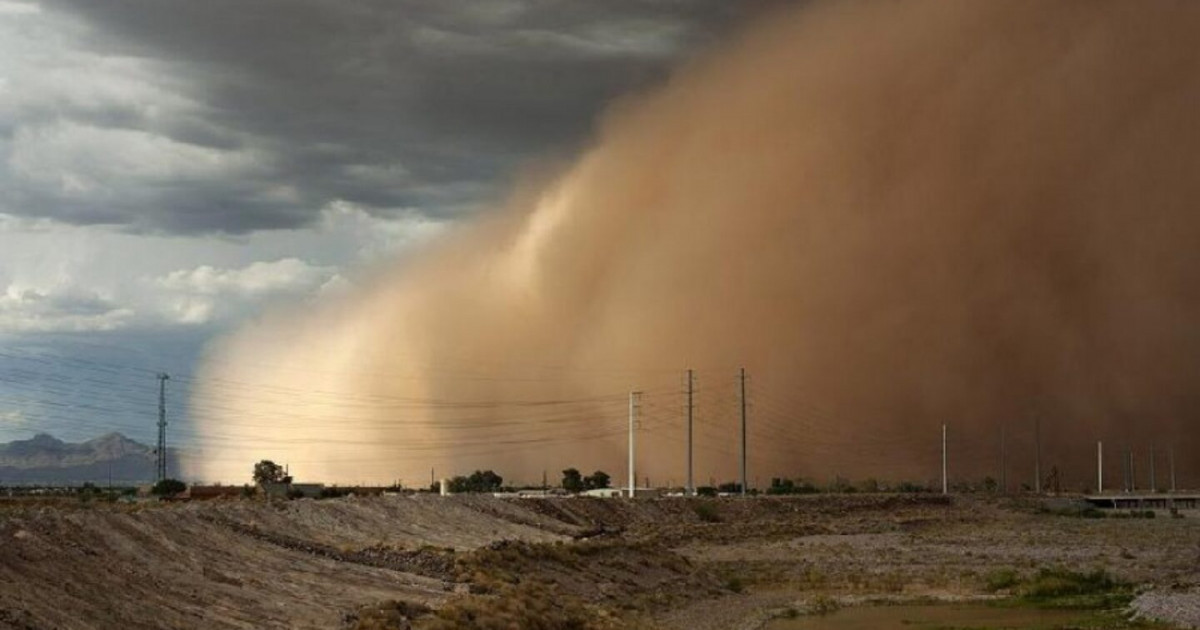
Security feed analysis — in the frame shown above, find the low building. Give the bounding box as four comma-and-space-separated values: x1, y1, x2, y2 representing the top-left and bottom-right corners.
581, 488, 623, 498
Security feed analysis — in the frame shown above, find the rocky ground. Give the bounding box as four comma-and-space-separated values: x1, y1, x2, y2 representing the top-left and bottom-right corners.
0, 493, 1196, 629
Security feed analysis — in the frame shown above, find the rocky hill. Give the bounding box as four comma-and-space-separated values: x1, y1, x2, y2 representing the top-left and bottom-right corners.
0, 433, 180, 484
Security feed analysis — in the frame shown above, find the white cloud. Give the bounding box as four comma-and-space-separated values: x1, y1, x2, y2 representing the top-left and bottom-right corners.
157, 258, 335, 296
317, 201, 448, 262
0, 201, 446, 331
154, 258, 338, 325
0, 285, 134, 332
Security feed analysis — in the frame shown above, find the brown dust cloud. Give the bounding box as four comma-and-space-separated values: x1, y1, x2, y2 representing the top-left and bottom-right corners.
191, 1, 1200, 491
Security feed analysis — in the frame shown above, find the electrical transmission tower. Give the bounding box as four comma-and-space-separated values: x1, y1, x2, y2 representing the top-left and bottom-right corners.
156, 373, 170, 482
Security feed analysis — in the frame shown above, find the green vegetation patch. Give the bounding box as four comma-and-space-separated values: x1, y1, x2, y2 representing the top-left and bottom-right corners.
1019, 568, 1128, 609
984, 567, 1138, 616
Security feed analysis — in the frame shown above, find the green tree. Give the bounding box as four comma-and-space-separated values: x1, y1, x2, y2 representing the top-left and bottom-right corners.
561, 468, 584, 492
468, 469, 503, 492
445, 470, 504, 493
253, 460, 291, 485
583, 470, 611, 490
151, 478, 186, 496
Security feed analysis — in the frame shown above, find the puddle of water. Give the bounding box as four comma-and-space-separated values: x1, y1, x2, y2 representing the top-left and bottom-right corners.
765, 604, 1088, 630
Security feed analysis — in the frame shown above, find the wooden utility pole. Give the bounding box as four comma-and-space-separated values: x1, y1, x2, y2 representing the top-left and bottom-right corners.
942, 423, 948, 495
686, 369, 694, 496
1000, 424, 1007, 494
628, 391, 641, 498
1033, 413, 1042, 494
738, 368, 747, 496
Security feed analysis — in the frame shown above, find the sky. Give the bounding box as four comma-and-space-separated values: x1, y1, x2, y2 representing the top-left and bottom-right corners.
0, 0, 751, 447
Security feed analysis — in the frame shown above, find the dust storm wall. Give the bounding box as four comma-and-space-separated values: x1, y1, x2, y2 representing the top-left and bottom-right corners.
190, 1, 1200, 490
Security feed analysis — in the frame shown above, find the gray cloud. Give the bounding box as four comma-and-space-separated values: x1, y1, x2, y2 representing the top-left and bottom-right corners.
4, 0, 752, 234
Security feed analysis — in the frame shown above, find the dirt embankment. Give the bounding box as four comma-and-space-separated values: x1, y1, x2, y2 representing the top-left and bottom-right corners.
0, 495, 564, 630
1, 494, 1197, 629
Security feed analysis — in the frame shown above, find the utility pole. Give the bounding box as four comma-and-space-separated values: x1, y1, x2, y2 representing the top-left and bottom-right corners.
1033, 413, 1042, 494
1169, 446, 1177, 493
1097, 441, 1103, 494
1149, 443, 1157, 493
738, 368, 747, 496
1130, 447, 1137, 492
1000, 424, 1007, 494
628, 391, 641, 498
1122, 447, 1131, 492
686, 368, 694, 496
156, 373, 169, 483
941, 423, 948, 495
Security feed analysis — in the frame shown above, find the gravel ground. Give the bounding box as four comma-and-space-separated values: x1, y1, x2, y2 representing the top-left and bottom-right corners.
1132, 589, 1200, 629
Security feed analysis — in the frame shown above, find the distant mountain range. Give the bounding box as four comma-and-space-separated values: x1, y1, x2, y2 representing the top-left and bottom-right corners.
0, 433, 182, 485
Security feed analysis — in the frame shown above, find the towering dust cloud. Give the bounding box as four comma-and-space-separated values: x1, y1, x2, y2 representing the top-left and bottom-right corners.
192, 1, 1200, 489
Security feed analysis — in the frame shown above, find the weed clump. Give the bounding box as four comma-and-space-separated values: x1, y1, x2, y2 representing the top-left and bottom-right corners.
808, 594, 839, 615
349, 600, 431, 630
693, 502, 721, 523
1019, 568, 1128, 609
984, 568, 1021, 592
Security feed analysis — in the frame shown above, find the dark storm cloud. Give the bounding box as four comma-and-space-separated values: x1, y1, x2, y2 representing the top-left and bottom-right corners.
13, 0, 754, 234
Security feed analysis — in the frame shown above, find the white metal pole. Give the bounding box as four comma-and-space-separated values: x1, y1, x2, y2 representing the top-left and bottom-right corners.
942, 423, 948, 495
1097, 441, 1103, 494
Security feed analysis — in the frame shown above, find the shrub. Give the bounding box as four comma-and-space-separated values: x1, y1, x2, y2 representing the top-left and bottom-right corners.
151, 478, 186, 496
1021, 568, 1121, 605
809, 594, 840, 615
349, 599, 431, 630
693, 502, 721, 523
984, 568, 1021, 592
